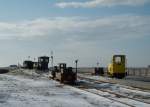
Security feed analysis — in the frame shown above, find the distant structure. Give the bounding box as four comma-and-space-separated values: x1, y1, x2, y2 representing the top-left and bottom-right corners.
148, 65, 150, 69
9, 65, 18, 68
38, 56, 49, 71
23, 60, 33, 69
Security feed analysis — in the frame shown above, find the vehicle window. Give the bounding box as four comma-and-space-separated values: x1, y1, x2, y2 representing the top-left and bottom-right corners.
115, 56, 121, 64
40, 59, 43, 62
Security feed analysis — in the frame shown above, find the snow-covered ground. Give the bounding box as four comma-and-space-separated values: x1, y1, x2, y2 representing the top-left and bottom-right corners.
0, 72, 133, 107
78, 74, 150, 107
0, 70, 150, 107
81, 73, 150, 90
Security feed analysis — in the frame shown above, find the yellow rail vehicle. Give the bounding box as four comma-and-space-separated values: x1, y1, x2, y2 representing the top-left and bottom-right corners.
108, 55, 126, 79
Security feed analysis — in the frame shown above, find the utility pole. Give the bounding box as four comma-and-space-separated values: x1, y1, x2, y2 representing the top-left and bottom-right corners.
51, 51, 54, 72
97, 62, 99, 68
34, 58, 36, 62
75, 59, 78, 75
28, 56, 30, 60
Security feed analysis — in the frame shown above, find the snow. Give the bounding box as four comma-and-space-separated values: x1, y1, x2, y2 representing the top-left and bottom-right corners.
0, 70, 150, 107
85, 88, 150, 107
78, 74, 150, 106
79, 74, 150, 98
0, 73, 132, 107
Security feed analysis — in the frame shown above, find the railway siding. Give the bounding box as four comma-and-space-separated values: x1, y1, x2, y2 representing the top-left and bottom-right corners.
77, 75, 150, 105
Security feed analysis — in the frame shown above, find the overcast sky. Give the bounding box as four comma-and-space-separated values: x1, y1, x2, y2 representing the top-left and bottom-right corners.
0, 0, 150, 67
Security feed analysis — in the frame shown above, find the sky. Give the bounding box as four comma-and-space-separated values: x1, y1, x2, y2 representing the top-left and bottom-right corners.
0, 0, 150, 67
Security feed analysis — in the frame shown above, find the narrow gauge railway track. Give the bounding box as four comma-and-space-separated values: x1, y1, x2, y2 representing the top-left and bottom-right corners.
78, 75, 150, 92
78, 73, 150, 90
76, 75, 150, 106
80, 88, 136, 107
74, 84, 136, 107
